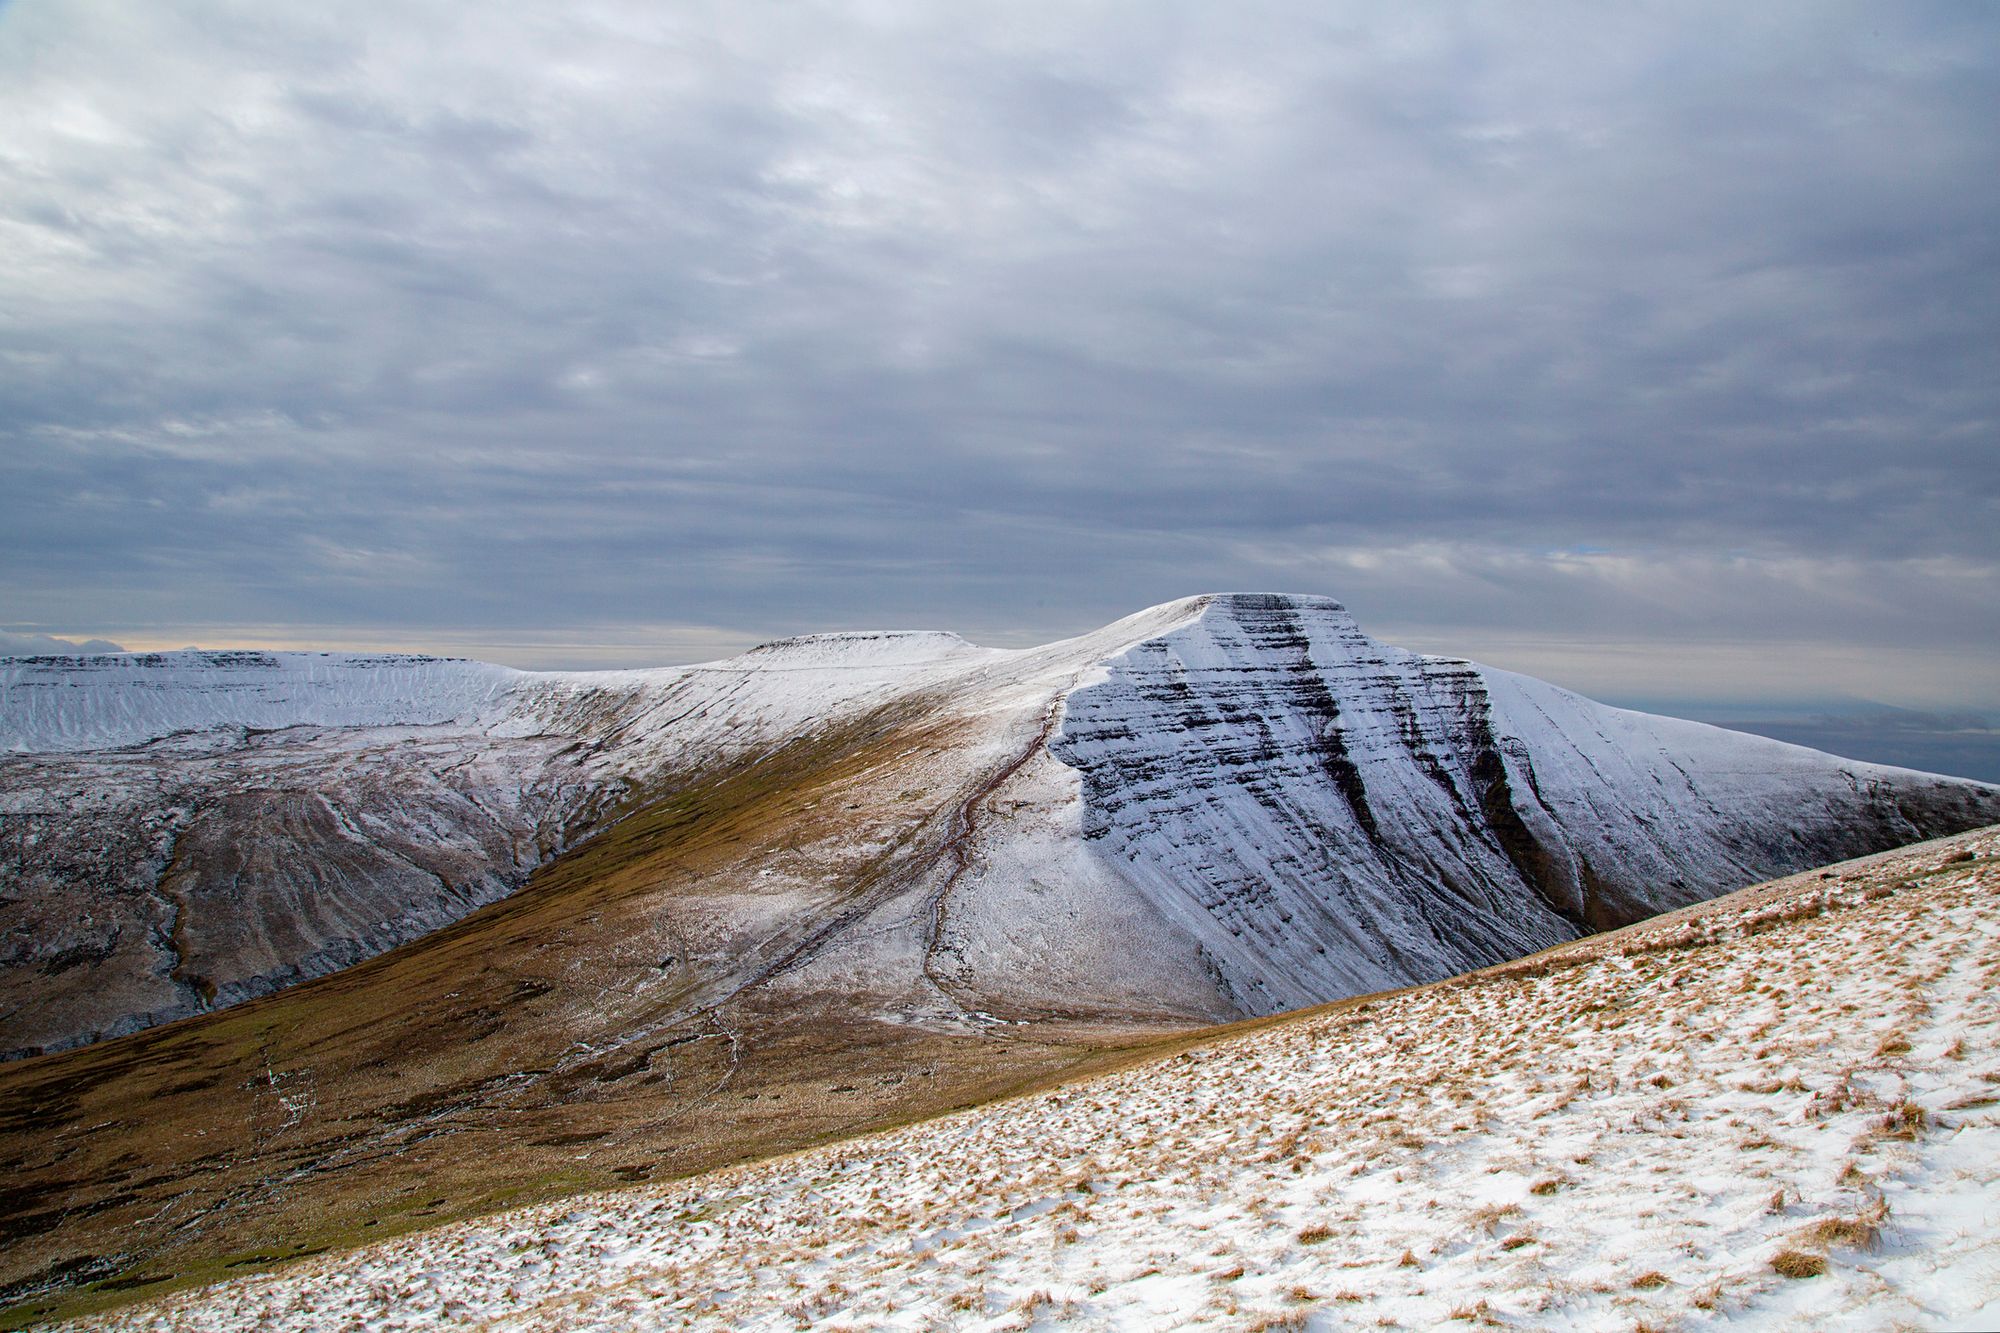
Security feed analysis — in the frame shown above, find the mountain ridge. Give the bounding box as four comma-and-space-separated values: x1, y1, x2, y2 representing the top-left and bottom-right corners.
3, 592, 1999, 1323
3, 592, 1995, 1056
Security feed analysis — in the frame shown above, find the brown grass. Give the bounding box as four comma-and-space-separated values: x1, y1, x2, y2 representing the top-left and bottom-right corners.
1796, 1198, 1888, 1252
1244, 1313, 1309, 1332
1877, 1100, 1929, 1141
1771, 1249, 1827, 1279
0, 708, 1229, 1330
1873, 1031, 1912, 1058
1468, 1202, 1521, 1232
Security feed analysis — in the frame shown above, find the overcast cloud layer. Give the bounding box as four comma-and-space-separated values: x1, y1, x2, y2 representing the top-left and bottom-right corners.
3, 1, 1996, 708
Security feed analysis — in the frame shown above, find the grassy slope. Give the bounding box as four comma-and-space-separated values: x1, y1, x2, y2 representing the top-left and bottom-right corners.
0, 701, 1197, 1329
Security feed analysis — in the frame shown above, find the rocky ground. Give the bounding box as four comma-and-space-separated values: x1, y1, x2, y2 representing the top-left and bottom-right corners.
71, 826, 2000, 1332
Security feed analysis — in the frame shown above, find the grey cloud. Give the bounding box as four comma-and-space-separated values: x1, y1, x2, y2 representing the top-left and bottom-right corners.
0, 1, 1995, 707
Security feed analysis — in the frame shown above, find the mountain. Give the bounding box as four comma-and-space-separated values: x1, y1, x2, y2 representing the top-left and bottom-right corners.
2, 593, 1996, 1324
4, 594, 1993, 1060
66, 826, 2000, 1332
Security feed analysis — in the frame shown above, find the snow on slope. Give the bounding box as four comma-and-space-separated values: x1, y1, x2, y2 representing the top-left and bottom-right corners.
1045, 593, 2000, 1016
0, 629, 1025, 1059
76, 828, 2000, 1332
0, 650, 523, 753
0, 632, 1000, 758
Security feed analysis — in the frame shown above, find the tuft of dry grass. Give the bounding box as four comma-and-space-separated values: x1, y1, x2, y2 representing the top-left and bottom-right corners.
1008, 1288, 1055, 1314
1873, 1031, 1912, 1058
1771, 1249, 1827, 1279
1795, 1198, 1888, 1253
1244, 1313, 1309, 1332
1296, 1223, 1336, 1245
1877, 1100, 1929, 1141
1630, 1270, 1671, 1289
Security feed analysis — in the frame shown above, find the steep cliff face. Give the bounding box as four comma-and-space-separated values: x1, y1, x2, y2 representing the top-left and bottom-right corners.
1046, 594, 2000, 1015
0, 726, 606, 1057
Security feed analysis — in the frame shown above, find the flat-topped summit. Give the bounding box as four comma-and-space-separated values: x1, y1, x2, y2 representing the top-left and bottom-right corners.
0, 649, 522, 753
728, 628, 993, 669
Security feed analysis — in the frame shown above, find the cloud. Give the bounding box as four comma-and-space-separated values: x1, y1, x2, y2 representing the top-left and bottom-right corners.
0, 1, 1995, 705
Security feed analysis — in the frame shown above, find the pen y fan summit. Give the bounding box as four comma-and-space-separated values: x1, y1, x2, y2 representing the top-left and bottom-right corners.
2, 593, 1995, 1061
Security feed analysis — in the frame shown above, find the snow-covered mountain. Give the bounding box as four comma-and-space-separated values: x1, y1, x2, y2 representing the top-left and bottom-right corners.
7, 593, 2000, 1325
2, 593, 1995, 1061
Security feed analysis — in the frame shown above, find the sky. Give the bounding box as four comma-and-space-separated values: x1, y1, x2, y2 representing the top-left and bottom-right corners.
3, 1, 1997, 717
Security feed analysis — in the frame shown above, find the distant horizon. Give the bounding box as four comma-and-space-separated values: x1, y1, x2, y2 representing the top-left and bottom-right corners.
6, 593, 1999, 714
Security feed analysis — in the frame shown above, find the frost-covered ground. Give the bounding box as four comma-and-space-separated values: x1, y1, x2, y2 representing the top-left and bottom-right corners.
77, 826, 2000, 1332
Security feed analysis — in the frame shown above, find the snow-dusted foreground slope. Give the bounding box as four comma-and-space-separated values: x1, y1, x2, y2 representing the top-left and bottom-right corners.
3, 593, 1996, 1059
76, 827, 2000, 1333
